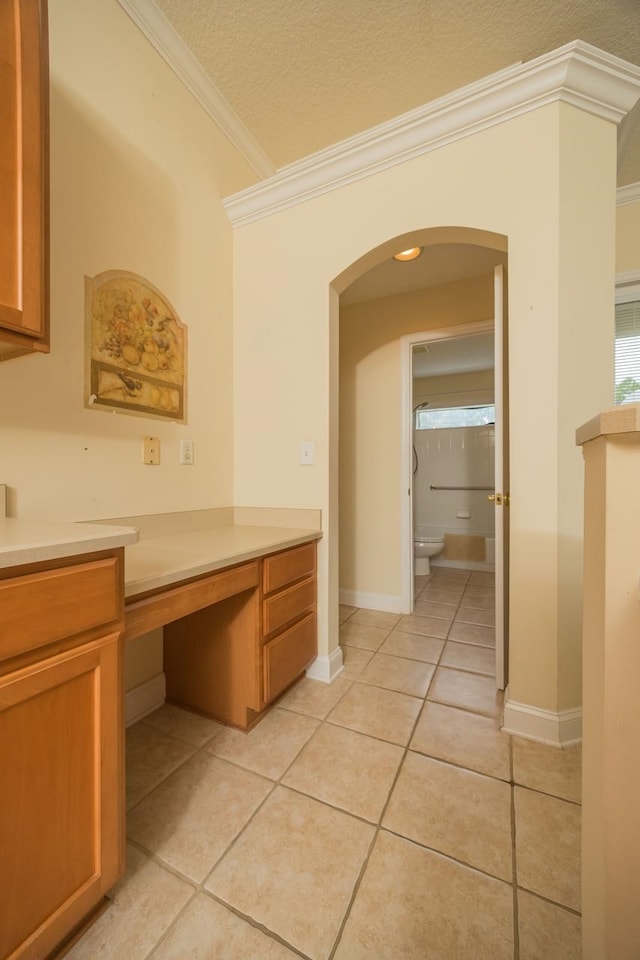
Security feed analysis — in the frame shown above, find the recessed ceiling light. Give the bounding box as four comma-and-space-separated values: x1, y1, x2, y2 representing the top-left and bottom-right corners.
393, 247, 422, 262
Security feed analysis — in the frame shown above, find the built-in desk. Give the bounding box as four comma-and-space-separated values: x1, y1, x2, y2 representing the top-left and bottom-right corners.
123, 524, 322, 729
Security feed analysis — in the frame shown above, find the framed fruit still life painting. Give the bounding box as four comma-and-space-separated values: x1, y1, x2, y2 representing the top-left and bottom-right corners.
85, 270, 187, 421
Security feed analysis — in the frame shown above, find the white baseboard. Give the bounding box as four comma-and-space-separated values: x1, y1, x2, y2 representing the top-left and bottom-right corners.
306, 647, 344, 684
502, 694, 582, 747
339, 589, 402, 613
125, 673, 166, 727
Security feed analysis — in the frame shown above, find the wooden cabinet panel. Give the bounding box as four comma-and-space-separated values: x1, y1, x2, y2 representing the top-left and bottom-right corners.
0, 632, 123, 960
262, 576, 315, 637
263, 542, 316, 595
0, 0, 49, 360
0, 556, 121, 661
263, 613, 317, 703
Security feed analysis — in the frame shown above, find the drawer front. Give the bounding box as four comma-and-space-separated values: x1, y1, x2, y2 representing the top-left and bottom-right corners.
263, 612, 317, 703
262, 576, 315, 637
263, 542, 316, 595
0, 558, 121, 662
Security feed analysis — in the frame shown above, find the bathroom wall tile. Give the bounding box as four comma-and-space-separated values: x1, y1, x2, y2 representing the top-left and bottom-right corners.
410, 701, 510, 781
383, 752, 513, 881
378, 630, 444, 664
127, 753, 272, 882
278, 677, 352, 720
206, 787, 374, 960
517, 890, 581, 960
456, 605, 496, 627
348, 609, 401, 630
327, 682, 422, 745
282, 724, 403, 822
339, 644, 374, 679
333, 831, 513, 960
512, 738, 581, 804
141, 703, 219, 748
396, 613, 450, 639
203, 707, 319, 780
66, 845, 194, 960
427, 667, 503, 718
148, 893, 300, 960
339, 621, 389, 651
449, 620, 495, 647
440, 640, 495, 677
358, 652, 435, 698
514, 787, 581, 911
126, 723, 196, 811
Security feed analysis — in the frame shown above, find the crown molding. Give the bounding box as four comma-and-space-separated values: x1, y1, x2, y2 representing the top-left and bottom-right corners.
617, 181, 640, 205
223, 41, 640, 227
116, 0, 276, 180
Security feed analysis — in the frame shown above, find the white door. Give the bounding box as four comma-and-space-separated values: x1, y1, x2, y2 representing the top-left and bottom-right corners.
493, 264, 509, 689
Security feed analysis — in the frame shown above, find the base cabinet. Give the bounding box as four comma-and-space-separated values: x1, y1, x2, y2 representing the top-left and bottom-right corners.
0, 552, 125, 960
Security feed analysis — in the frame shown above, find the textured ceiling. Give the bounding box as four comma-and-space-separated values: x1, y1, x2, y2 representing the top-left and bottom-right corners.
154, 0, 640, 181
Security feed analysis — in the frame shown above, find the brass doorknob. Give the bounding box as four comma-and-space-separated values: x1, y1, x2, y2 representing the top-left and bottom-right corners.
488, 493, 510, 506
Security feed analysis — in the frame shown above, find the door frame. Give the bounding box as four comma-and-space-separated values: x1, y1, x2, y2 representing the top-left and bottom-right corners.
400, 319, 495, 615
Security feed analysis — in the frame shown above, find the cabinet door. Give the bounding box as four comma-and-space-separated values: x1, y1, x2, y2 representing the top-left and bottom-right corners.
0, 0, 49, 358
0, 632, 123, 960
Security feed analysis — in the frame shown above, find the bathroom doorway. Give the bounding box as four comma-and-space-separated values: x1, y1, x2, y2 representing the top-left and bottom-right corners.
401, 268, 509, 688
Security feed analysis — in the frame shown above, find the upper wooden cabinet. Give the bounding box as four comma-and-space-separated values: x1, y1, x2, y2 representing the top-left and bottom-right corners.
0, 0, 49, 361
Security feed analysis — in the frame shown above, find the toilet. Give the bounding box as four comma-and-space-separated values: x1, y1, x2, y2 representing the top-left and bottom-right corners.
414, 535, 445, 575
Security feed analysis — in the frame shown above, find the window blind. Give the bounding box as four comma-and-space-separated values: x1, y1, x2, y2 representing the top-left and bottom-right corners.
615, 298, 640, 405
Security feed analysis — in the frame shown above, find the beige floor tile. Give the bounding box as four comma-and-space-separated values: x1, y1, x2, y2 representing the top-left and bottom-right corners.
458, 593, 494, 610
340, 644, 374, 679
126, 722, 196, 811
428, 666, 503, 718
517, 890, 581, 960
127, 753, 272, 882
333, 831, 513, 960
418, 586, 465, 604
515, 786, 581, 911
339, 621, 388, 651
463, 585, 495, 599
411, 701, 511, 781
278, 676, 352, 719
396, 613, 450, 639
456, 605, 496, 627
358, 652, 435, 697
513, 738, 581, 803
378, 629, 444, 664
338, 604, 357, 624
282, 724, 403, 822
430, 569, 471, 582
413, 599, 457, 621
348, 608, 401, 630
141, 703, 219, 748
203, 708, 319, 779
206, 787, 374, 960
440, 640, 496, 676
469, 572, 496, 587
66, 845, 193, 960
327, 681, 422, 745
383, 752, 512, 880
449, 620, 496, 647
414, 574, 431, 588
148, 892, 300, 960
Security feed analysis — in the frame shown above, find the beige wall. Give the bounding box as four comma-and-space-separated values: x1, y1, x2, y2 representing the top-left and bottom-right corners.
616, 198, 640, 273
413, 368, 495, 408
0, 0, 254, 523
339, 276, 493, 598
233, 102, 617, 715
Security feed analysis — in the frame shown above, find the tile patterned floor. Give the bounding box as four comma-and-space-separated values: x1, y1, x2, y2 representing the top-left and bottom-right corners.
67, 567, 582, 960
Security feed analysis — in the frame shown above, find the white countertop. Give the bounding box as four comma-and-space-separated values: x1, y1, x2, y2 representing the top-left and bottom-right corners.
0, 517, 139, 569
124, 525, 321, 598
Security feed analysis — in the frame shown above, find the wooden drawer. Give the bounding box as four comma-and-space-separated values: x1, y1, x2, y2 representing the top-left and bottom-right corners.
263, 612, 317, 703
0, 557, 121, 662
262, 576, 315, 636
263, 541, 316, 595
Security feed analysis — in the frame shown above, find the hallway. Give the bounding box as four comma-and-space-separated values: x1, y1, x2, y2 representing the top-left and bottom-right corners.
67, 568, 581, 960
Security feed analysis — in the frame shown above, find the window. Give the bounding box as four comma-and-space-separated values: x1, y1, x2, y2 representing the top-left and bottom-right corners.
615, 282, 640, 405
415, 404, 495, 429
